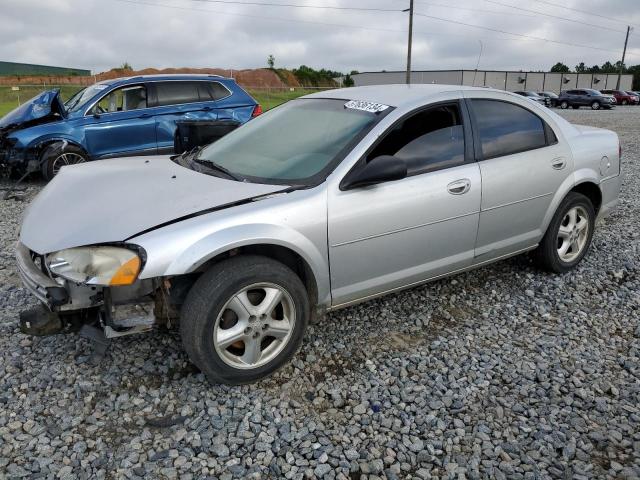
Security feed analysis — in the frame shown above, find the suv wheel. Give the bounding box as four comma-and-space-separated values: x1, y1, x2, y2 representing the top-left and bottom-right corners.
591, 101, 601, 110
41, 144, 88, 181
533, 192, 595, 273
559, 101, 569, 109
622, 99, 628, 105
180, 255, 310, 384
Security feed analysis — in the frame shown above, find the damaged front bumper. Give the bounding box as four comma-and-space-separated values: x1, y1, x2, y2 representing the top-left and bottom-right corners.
16, 242, 164, 338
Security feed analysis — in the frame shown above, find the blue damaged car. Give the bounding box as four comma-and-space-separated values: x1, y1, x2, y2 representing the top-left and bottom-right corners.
0, 74, 260, 179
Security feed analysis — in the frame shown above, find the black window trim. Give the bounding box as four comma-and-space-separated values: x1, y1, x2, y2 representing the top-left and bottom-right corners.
339, 99, 474, 191
465, 97, 558, 162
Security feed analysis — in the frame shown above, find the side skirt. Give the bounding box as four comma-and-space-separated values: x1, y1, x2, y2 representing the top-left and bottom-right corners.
327, 244, 538, 312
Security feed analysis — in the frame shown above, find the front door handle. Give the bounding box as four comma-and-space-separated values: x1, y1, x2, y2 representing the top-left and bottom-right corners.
551, 157, 566, 170
139, 113, 152, 119
447, 178, 471, 195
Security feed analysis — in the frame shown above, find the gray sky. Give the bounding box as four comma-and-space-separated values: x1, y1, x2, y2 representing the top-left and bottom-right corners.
1, 0, 639, 74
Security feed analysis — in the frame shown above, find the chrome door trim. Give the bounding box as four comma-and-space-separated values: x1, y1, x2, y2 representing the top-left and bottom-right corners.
328, 244, 537, 311
330, 210, 480, 248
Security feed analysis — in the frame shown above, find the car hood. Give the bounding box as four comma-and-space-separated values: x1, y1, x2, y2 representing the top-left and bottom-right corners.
20, 156, 288, 254
0, 90, 65, 131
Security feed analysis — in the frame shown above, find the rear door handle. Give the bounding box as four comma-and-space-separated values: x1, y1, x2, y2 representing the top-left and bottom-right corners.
139, 113, 151, 119
551, 157, 566, 170
447, 178, 471, 195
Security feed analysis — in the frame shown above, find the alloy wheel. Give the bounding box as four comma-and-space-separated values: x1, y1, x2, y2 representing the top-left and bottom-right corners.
51, 152, 86, 176
213, 283, 296, 369
557, 206, 590, 263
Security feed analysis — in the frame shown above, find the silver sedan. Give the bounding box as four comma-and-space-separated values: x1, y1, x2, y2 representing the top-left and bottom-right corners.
16, 84, 622, 384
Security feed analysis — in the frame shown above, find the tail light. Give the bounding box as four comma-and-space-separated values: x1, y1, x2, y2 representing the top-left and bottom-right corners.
252, 104, 263, 118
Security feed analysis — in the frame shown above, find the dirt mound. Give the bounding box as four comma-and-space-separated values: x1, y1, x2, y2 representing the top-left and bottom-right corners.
0, 67, 296, 88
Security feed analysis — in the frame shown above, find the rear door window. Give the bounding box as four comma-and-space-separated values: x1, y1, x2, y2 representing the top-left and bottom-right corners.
155, 81, 204, 106
470, 99, 548, 159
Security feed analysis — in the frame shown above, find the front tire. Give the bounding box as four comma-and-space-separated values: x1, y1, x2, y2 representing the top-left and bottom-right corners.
622, 99, 628, 105
559, 101, 569, 109
591, 101, 601, 110
180, 255, 310, 385
41, 144, 88, 181
533, 192, 595, 273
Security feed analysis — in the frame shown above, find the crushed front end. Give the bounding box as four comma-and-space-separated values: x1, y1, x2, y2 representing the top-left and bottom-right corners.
15, 242, 175, 340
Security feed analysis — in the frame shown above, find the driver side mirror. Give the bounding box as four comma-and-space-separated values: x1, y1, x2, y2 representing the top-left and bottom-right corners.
341, 155, 407, 190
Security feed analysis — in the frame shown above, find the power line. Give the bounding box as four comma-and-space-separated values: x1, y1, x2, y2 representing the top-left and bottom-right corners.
113, 0, 405, 32
414, 12, 640, 57
192, 0, 401, 12
483, 0, 626, 33
402, 0, 538, 18
529, 0, 639, 29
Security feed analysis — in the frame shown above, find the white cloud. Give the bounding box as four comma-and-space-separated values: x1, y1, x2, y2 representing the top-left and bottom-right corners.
0, 0, 638, 74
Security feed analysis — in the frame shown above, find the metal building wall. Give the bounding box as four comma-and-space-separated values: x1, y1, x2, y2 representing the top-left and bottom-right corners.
524, 73, 544, 91
352, 70, 634, 92
484, 71, 507, 89
0, 61, 90, 76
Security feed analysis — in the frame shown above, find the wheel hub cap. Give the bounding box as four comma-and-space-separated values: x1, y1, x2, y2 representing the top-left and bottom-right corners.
557, 206, 589, 263
213, 283, 296, 369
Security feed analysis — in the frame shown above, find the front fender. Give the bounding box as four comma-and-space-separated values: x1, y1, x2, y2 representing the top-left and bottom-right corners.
159, 223, 330, 305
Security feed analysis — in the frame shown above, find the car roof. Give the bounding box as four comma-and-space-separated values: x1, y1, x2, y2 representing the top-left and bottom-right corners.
101, 74, 232, 87
301, 84, 495, 108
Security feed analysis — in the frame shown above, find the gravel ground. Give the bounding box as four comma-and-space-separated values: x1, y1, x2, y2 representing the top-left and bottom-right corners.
0, 107, 639, 480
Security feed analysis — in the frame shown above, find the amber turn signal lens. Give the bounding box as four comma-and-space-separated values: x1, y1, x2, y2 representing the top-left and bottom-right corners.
109, 256, 141, 286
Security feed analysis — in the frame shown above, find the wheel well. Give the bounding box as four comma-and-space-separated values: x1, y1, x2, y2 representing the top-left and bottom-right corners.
196, 244, 319, 309
571, 182, 602, 213
33, 139, 88, 161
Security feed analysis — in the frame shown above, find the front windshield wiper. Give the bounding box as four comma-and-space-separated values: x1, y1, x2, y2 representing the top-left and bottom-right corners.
193, 156, 244, 181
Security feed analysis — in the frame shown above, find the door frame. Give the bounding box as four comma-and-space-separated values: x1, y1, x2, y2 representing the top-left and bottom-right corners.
338, 98, 476, 190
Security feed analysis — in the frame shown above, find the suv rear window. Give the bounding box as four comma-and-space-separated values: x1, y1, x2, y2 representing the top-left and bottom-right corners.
471, 99, 548, 159
154, 81, 226, 106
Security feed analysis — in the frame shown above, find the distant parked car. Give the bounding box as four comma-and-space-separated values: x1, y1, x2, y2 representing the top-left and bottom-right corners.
0, 75, 260, 179
513, 91, 549, 106
625, 92, 640, 104
537, 91, 559, 107
600, 89, 638, 105
557, 89, 615, 110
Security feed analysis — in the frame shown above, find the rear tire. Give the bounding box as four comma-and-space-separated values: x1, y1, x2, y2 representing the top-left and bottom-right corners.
533, 192, 595, 273
180, 255, 310, 385
559, 101, 569, 109
41, 144, 88, 181
591, 101, 601, 110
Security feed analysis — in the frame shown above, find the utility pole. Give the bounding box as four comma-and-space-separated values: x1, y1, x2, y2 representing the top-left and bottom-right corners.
405, 0, 414, 84
617, 25, 631, 89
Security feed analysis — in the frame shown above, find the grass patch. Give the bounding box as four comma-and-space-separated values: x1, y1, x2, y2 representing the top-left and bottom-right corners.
247, 88, 324, 110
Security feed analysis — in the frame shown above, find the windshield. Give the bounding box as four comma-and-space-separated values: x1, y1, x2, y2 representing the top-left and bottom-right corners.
65, 83, 111, 112
197, 98, 389, 184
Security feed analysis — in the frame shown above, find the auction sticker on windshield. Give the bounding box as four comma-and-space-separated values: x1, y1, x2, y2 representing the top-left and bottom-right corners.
344, 100, 390, 113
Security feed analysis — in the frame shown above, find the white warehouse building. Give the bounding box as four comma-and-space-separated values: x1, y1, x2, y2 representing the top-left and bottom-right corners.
351, 70, 634, 93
